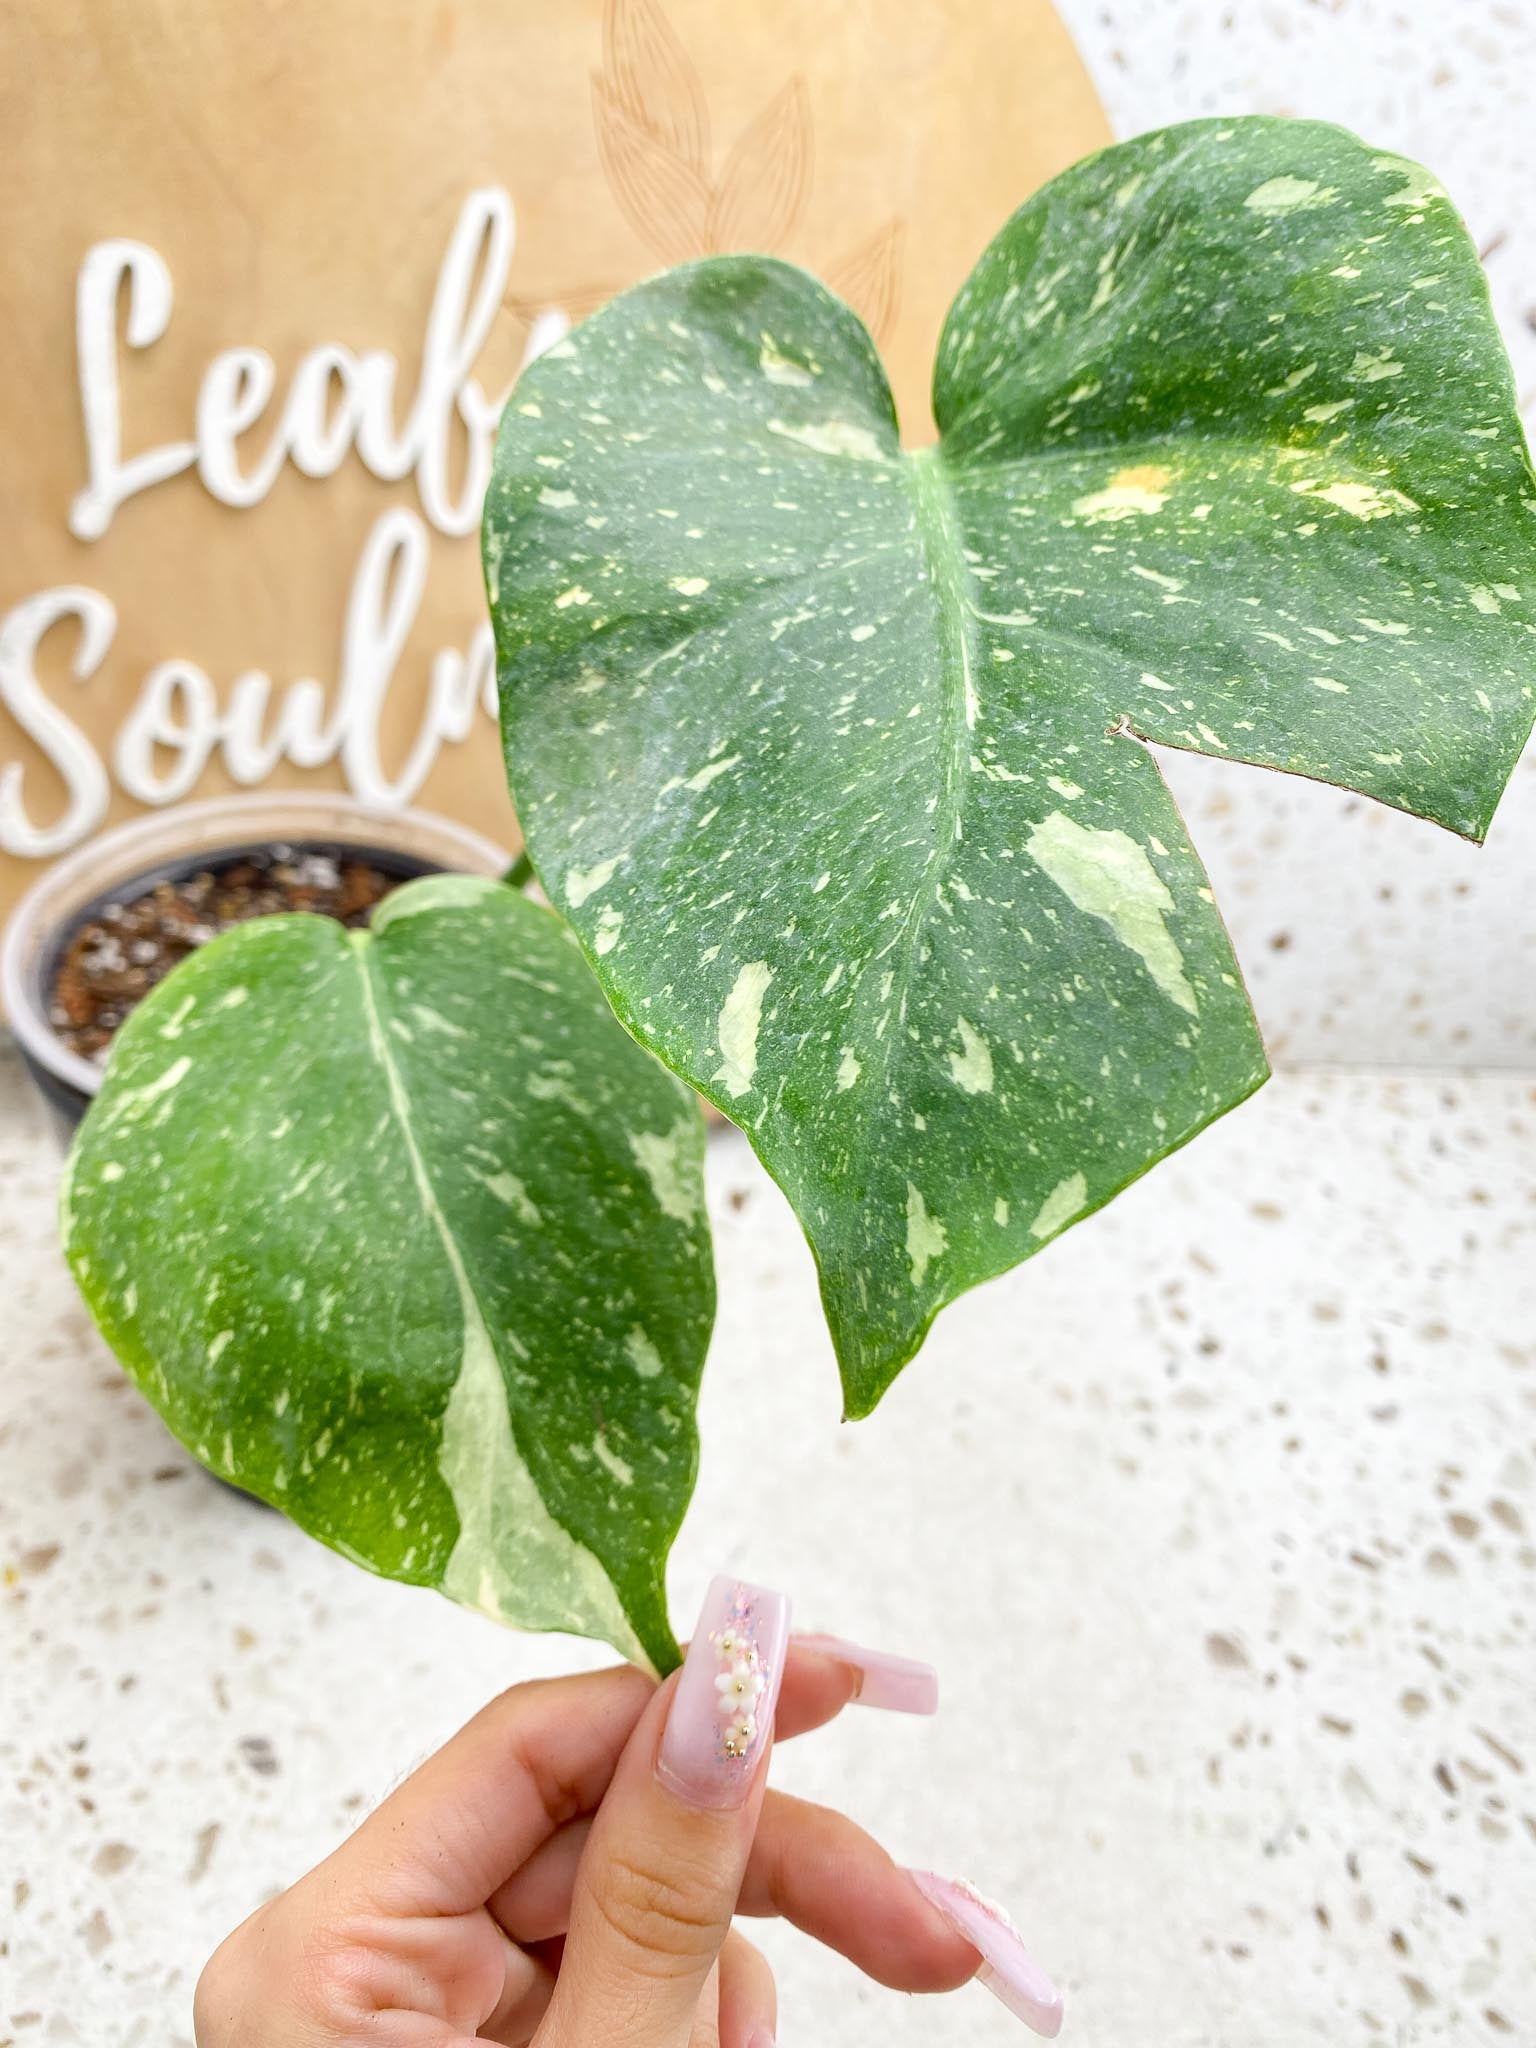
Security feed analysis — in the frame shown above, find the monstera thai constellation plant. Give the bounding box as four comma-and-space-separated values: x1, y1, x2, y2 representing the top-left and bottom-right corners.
64, 119, 1536, 1670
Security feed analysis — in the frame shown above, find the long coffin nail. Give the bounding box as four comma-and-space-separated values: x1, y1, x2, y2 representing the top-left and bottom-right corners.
657, 1575, 790, 1809
793, 1631, 939, 1714
908, 1870, 1064, 2038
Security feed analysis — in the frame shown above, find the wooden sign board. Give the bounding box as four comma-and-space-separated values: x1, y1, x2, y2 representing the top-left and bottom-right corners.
0, 0, 1107, 927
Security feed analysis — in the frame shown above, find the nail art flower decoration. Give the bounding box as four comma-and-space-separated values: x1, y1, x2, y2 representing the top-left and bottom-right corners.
712, 1623, 766, 1759
716, 1655, 765, 1717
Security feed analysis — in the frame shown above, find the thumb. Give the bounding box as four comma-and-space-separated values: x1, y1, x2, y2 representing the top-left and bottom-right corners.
540, 1576, 788, 2048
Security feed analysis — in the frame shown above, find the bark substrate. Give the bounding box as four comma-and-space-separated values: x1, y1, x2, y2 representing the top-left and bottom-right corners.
49, 845, 411, 1066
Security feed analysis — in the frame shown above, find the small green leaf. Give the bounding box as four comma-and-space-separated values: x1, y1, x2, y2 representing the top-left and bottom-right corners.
485, 117, 1536, 1415
61, 875, 714, 1672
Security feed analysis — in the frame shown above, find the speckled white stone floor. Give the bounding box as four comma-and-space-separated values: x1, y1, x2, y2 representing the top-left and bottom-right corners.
8, 8, 1536, 2031
3, 1042, 1533, 2046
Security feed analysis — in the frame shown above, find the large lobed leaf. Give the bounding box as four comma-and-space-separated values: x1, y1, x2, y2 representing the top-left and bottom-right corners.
61, 876, 713, 1671
484, 117, 1536, 1416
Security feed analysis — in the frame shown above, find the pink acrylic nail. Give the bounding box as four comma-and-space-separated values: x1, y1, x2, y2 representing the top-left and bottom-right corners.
793, 1632, 939, 1715
657, 1575, 790, 1809
909, 1870, 1064, 2038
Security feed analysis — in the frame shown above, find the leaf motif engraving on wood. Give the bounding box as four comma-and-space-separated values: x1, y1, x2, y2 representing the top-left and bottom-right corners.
826, 218, 905, 342
707, 77, 813, 254
601, 0, 710, 173
592, 74, 714, 266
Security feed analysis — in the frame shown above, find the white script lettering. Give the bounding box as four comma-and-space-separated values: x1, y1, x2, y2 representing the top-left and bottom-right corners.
69, 188, 522, 543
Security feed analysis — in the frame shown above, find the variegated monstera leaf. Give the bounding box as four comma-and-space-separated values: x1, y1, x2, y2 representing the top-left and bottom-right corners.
485, 116, 1536, 1417
62, 878, 713, 1671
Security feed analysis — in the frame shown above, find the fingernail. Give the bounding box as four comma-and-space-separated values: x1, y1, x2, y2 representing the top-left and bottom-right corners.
746, 2030, 776, 2048
657, 1575, 790, 1809
908, 1870, 1064, 2038
793, 1631, 938, 1715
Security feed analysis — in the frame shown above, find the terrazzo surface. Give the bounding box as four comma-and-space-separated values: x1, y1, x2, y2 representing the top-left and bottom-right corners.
4, 1044, 1533, 2046
7, 4, 1536, 2043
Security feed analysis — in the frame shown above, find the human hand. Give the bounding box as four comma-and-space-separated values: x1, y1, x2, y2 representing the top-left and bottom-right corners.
193, 1576, 1063, 2044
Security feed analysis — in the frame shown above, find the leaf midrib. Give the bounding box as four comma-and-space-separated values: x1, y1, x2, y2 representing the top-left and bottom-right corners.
350, 931, 506, 1377
832, 445, 977, 1162
349, 933, 608, 1600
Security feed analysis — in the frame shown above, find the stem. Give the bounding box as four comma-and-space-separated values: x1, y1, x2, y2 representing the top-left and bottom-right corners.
502, 850, 535, 891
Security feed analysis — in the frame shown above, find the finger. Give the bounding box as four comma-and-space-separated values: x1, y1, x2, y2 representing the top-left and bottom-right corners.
479, 1926, 557, 2045
788, 1633, 939, 1716
499, 1786, 980, 1989
339, 1908, 549, 2029
763, 1631, 938, 1738
493, 1784, 975, 1992
738, 1791, 977, 1991
769, 1640, 862, 1739
688, 1960, 722, 2048
715, 1929, 776, 2048
488, 1818, 592, 1943
326, 1663, 655, 1917
492, 1636, 934, 1945
540, 1577, 788, 2048
323, 1631, 910, 1926
338, 1928, 554, 2048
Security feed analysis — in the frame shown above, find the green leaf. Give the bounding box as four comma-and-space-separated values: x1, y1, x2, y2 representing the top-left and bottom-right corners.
61, 875, 713, 1672
484, 116, 1536, 1416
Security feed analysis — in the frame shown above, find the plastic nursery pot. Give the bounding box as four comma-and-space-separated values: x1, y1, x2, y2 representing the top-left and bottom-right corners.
2, 791, 509, 1150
